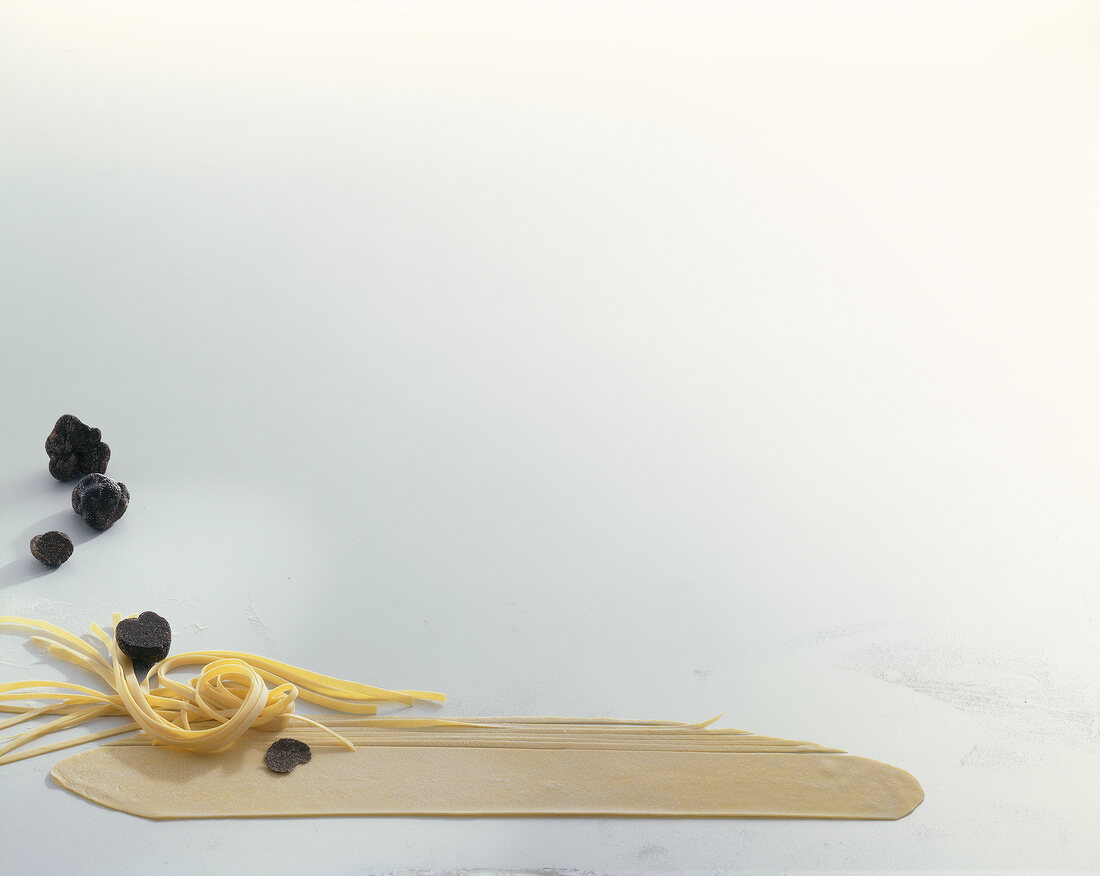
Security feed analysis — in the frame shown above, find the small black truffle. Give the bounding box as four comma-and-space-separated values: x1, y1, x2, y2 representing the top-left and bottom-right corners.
29, 531, 74, 566
45, 414, 111, 481
71, 472, 130, 530
115, 611, 172, 670
264, 738, 312, 773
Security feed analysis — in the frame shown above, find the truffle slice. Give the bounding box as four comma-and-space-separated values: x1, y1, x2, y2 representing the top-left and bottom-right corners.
29, 531, 74, 566
115, 611, 172, 671
264, 738, 312, 773
71, 473, 129, 530
45, 414, 111, 481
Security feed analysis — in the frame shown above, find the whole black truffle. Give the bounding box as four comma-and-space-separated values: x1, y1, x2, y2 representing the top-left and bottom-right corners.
264, 738, 312, 773
45, 414, 111, 481
71, 473, 130, 530
115, 611, 172, 669
29, 531, 74, 566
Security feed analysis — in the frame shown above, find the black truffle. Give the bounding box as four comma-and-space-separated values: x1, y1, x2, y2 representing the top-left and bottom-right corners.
29, 531, 74, 566
115, 611, 172, 670
45, 414, 111, 481
71, 473, 130, 530
264, 738, 312, 773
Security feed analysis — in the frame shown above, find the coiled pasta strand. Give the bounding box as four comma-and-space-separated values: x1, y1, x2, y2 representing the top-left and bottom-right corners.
0, 614, 446, 765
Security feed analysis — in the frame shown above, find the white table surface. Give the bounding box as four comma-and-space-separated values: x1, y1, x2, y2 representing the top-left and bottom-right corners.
2, 2, 1098, 872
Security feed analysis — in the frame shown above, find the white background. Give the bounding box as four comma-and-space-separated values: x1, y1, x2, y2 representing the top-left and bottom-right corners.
1, 1, 1098, 872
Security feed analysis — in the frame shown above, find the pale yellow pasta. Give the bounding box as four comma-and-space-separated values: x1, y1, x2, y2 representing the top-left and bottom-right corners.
0, 614, 446, 764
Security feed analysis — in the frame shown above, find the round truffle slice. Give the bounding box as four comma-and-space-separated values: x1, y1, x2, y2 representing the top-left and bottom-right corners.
115, 611, 172, 671
45, 414, 110, 480
71, 472, 130, 530
265, 738, 313, 773
29, 531, 74, 566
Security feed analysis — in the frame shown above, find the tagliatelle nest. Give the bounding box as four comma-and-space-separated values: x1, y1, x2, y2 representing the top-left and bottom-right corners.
0, 614, 448, 765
